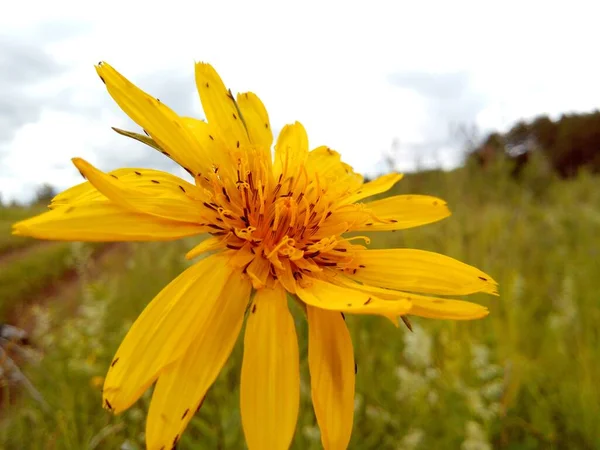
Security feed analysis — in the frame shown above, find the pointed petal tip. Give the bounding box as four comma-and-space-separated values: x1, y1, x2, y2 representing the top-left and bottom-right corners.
102, 389, 126, 415
183, 251, 196, 261
95, 61, 110, 78
70, 157, 89, 173
11, 224, 24, 236
194, 61, 217, 76
383, 315, 400, 327
466, 305, 490, 320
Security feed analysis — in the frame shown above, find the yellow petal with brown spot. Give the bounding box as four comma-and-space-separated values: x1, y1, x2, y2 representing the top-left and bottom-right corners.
333, 195, 450, 232
13, 202, 204, 242
50, 167, 201, 208
407, 294, 489, 320
96, 62, 209, 174
296, 277, 411, 319
349, 248, 498, 295
241, 285, 300, 450
72, 158, 207, 224
339, 172, 403, 205
102, 254, 232, 414
145, 268, 251, 450
195, 62, 250, 150
237, 91, 273, 167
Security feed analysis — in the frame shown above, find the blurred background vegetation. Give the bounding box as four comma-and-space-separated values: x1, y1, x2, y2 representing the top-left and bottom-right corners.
0, 110, 599, 449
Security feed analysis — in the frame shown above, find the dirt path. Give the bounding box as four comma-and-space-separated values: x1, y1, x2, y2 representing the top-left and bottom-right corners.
7, 243, 130, 334
0, 242, 131, 410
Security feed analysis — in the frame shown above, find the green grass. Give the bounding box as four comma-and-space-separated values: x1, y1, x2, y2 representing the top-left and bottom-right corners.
1, 162, 599, 449
0, 243, 77, 320
0, 206, 46, 254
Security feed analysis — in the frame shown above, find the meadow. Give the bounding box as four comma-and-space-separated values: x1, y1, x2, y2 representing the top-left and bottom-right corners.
0, 158, 598, 449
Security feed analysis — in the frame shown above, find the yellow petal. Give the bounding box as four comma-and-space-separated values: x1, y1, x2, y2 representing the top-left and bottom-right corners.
241, 285, 300, 450
180, 117, 238, 181
246, 255, 271, 289
50, 167, 201, 208
195, 62, 250, 149
327, 275, 489, 321
352, 195, 450, 231
338, 172, 403, 205
306, 146, 363, 197
13, 202, 204, 242
367, 194, 449, 229
72, 158, 206, 223
145, 269, 251, 450
273, 122, 309, 180
103, 254, 233, 413
296, 277, 411, 318
407, 293, 489, 320
307, 306, 355, 450
349, 249, 498, 295
306, 146, 354, 181
96, 62, 208, 175
237, 92, 273, 164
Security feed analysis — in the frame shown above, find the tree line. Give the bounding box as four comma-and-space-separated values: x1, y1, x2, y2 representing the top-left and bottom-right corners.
471, 110, 600, 178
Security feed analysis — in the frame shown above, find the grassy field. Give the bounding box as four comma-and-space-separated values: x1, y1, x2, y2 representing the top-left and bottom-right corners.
0, 206, 46, 254
1, 160, 598, 449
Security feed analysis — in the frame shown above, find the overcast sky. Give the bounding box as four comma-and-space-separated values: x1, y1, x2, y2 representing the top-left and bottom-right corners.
1, 0, 598, 203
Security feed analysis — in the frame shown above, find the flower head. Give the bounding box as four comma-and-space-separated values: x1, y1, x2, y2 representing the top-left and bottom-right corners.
14, 61, 497, 450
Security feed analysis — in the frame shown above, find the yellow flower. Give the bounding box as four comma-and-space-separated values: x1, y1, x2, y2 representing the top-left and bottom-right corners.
13, 61, 497, 450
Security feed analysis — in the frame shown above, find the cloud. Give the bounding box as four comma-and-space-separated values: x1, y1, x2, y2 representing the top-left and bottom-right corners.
388, 70, 486, 136
0, 35, 67, 145
0, 26, 200, 202
384, 70, 488, 169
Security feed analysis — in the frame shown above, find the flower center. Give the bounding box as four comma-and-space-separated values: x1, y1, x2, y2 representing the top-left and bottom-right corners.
195, 152, 366, 289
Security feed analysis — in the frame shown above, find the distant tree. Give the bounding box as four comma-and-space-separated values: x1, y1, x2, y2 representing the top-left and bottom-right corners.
471, 110, 600, 179
34, 183, 57, 205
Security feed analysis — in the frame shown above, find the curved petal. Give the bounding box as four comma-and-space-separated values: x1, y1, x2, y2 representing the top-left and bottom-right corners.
273, 122, 309, 180
145, 269, 251, 450
102, 254, 233, 413
12, 202, 205, 242
237, 92, 273, 162
338, 172, 403, 206
353, 195, 450, 231
50, 167, 201, 208
348, 249, 498, 295
72, 158, 207, 223
241, 285, 300, 450
181, 117, 238, 181
195, 62, 250, 149
322, 274, 489, 321
407, 293, 489, 320
96, 62, 208, 175
306, 146, 363, 196
307, 306, 355, 450
296, 277, 411, 320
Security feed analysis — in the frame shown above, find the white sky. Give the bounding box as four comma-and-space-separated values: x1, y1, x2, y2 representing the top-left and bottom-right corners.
1, 0, 598, 202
